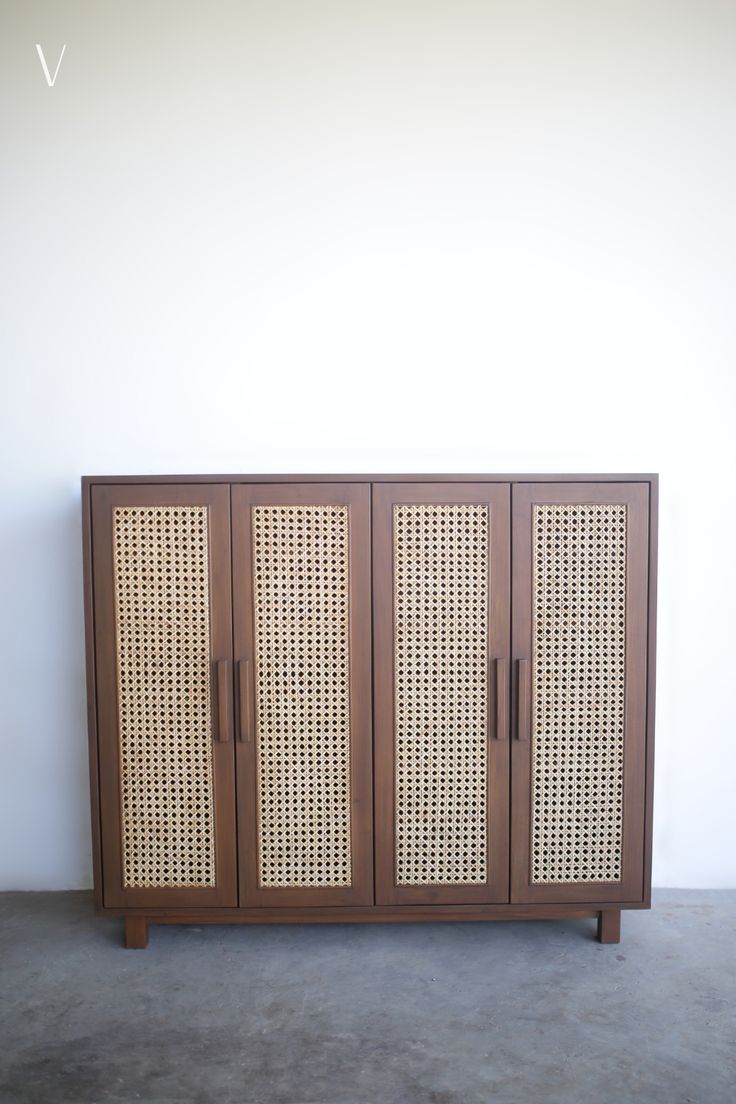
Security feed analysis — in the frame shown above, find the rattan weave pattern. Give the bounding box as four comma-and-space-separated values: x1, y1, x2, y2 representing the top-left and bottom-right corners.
112, 505, 216, 889
531, 503, 627, 883
393, 503, 489, 886
252, 505, 352, 888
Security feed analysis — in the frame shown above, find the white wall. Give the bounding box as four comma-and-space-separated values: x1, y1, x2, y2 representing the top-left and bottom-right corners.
1, 1, 734, 889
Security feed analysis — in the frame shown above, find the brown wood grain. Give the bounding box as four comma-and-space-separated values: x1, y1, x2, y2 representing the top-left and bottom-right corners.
124, 915, 149, 949
91, 483, 238, 909
643, 475, 659, 907
103, 896, 648, 918
372, 483, 511, 906
84, 474, 657, 939
231, 483, 374, 908
510, 483, 650, 904
83, 474, 657, 486
597, 909, 622, 944
81, 479, 104, 911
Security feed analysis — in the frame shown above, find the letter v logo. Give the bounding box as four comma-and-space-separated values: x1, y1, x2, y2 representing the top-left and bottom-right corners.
36, 44, 66, 87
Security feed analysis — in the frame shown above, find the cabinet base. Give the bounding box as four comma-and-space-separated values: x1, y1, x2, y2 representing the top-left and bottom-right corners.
117, 905, 628, 948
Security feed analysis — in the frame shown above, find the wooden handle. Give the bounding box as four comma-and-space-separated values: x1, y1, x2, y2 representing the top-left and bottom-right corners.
238, 659, 252, 743
494, 658, 508, 739
216, 660, 231, 742
517, 659, 530, 741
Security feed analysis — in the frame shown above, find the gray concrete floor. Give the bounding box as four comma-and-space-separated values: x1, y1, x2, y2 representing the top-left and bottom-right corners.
0, 891, 734, 1104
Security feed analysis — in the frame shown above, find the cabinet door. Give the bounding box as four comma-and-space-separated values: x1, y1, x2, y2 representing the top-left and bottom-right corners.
511, 483, 649, 903
373, 484, 510, 905
92, 484, 237, 909
232, 484, 373, 907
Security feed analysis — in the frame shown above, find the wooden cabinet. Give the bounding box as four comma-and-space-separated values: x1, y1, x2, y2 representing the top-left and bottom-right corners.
83, 475, 657, 948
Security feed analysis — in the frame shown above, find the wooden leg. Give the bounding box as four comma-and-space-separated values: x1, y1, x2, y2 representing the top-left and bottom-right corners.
597, 909, 621, 944
124, 916, 149, 949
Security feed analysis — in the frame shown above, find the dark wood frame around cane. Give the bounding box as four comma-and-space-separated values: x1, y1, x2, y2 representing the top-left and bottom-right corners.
372, 483, 511, 906
231, 483, 374, 909
81, 474, 658, 948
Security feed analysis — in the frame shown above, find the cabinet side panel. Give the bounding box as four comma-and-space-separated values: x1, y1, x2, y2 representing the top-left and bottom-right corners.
643, 477, 658, 904
82, 480, 103, 910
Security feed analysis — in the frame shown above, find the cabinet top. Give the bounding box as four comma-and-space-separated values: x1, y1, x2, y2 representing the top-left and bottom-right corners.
82, 473, 658, 486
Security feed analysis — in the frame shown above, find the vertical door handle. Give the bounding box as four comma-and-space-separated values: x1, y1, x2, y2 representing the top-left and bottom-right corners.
516, 659, 530, 741
494, 658, 508, 739
216, 660, 231, 742
238, 659, 252, 743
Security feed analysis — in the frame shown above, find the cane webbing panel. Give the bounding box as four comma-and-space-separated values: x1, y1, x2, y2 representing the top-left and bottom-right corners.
393, 503, 489, 886
531, 503, 627, 884
112, 505, 216, 889
252, 505, 352, 888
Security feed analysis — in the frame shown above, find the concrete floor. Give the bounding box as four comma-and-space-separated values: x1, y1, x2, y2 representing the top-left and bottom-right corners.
0, 891, 734, 1104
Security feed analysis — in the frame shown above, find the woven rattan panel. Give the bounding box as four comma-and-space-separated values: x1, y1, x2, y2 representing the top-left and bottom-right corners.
112, 506, 216, 889
252, 505, 352, 888
531, 503, 627, 884
393, 504, 489, 886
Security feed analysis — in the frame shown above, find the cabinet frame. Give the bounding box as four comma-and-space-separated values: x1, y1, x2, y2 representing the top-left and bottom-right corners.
82, 474, 658, 941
